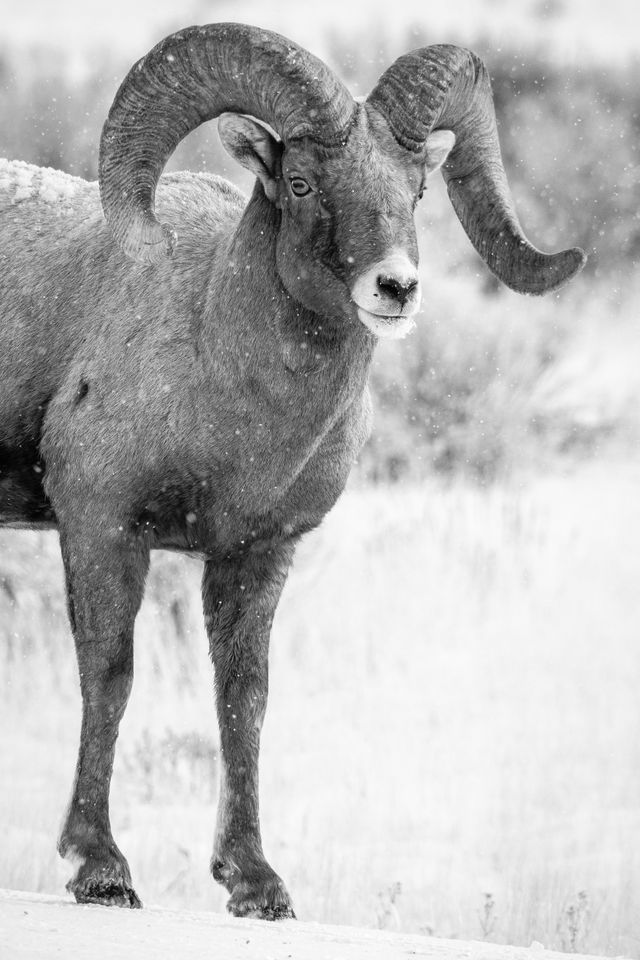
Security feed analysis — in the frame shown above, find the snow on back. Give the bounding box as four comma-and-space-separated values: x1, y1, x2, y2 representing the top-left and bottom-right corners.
0, 158, 87, 208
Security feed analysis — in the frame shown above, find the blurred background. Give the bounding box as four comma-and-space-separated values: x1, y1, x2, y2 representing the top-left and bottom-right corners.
1, 0, 639, 955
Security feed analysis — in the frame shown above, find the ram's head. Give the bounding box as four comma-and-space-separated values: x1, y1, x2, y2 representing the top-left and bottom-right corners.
100, 23, 585, 339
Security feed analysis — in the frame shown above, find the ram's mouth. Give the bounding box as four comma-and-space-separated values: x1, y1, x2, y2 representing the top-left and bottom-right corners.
356, 307, 417, 341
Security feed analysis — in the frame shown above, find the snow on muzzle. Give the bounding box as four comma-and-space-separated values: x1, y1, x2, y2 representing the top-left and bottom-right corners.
351, 251, 421, 340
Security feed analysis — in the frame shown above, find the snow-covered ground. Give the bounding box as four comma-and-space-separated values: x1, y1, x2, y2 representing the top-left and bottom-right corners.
0, 888, 623, 960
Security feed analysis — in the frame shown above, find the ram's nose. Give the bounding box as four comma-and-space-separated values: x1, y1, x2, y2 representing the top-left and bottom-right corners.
376, 271, 419, 309
351, 251, 422, 340
353, 251, 421, 314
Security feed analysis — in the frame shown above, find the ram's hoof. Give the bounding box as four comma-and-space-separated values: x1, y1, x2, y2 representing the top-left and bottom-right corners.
66, 853, 142, 909
226, 876, 295, 921
69, 875, 142, 909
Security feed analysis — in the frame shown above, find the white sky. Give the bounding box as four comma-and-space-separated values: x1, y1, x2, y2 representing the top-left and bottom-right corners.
1, 0, 639, 70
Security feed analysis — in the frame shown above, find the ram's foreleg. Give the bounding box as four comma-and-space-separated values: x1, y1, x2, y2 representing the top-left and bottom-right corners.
57, 519, 149, 908
203, 541, 296, 920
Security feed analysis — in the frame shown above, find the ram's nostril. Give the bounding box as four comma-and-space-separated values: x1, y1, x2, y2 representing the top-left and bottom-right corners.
376, 274, 419, 307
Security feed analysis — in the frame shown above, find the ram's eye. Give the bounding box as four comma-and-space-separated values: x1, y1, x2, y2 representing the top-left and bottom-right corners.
290, 177, 311, 197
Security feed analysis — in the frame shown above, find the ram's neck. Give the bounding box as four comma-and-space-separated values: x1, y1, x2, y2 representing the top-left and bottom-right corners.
205, 183, 375, 375
192, 184, 375, 509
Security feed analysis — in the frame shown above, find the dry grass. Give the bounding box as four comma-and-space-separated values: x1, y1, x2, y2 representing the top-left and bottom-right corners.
1, 460, 639, 955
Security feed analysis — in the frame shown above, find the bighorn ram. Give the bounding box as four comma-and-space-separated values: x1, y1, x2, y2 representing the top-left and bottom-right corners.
0, 23, 585, 917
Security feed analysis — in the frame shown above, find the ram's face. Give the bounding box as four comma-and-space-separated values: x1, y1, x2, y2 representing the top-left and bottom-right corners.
274, 107, 437, 340
218, 105, 453, 340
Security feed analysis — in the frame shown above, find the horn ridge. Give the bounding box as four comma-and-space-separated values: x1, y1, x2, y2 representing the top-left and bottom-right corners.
368, 45, 475, 153
367, 44, 586, 294
99, 23, 356, 263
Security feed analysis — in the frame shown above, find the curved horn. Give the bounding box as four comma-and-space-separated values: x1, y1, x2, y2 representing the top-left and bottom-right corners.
99, 23, 356, 263
367, 45, 586, 294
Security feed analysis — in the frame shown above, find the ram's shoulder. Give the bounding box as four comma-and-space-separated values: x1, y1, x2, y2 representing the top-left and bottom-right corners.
0, 161, 243, 226
157, 170, 246, 225
0, 159, 96, 214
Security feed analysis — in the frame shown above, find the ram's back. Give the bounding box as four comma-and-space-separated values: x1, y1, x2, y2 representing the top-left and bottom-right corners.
0, 159, 245, 451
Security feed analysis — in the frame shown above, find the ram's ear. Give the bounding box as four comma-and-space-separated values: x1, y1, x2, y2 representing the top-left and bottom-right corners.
218, 114, 282, 202
424, 129, 456, 176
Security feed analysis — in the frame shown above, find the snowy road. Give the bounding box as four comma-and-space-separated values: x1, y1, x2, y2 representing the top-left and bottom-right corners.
0, 889, 620, 960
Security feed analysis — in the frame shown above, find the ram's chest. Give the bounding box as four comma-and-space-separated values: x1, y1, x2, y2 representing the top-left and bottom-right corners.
138, 366, 372, 556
